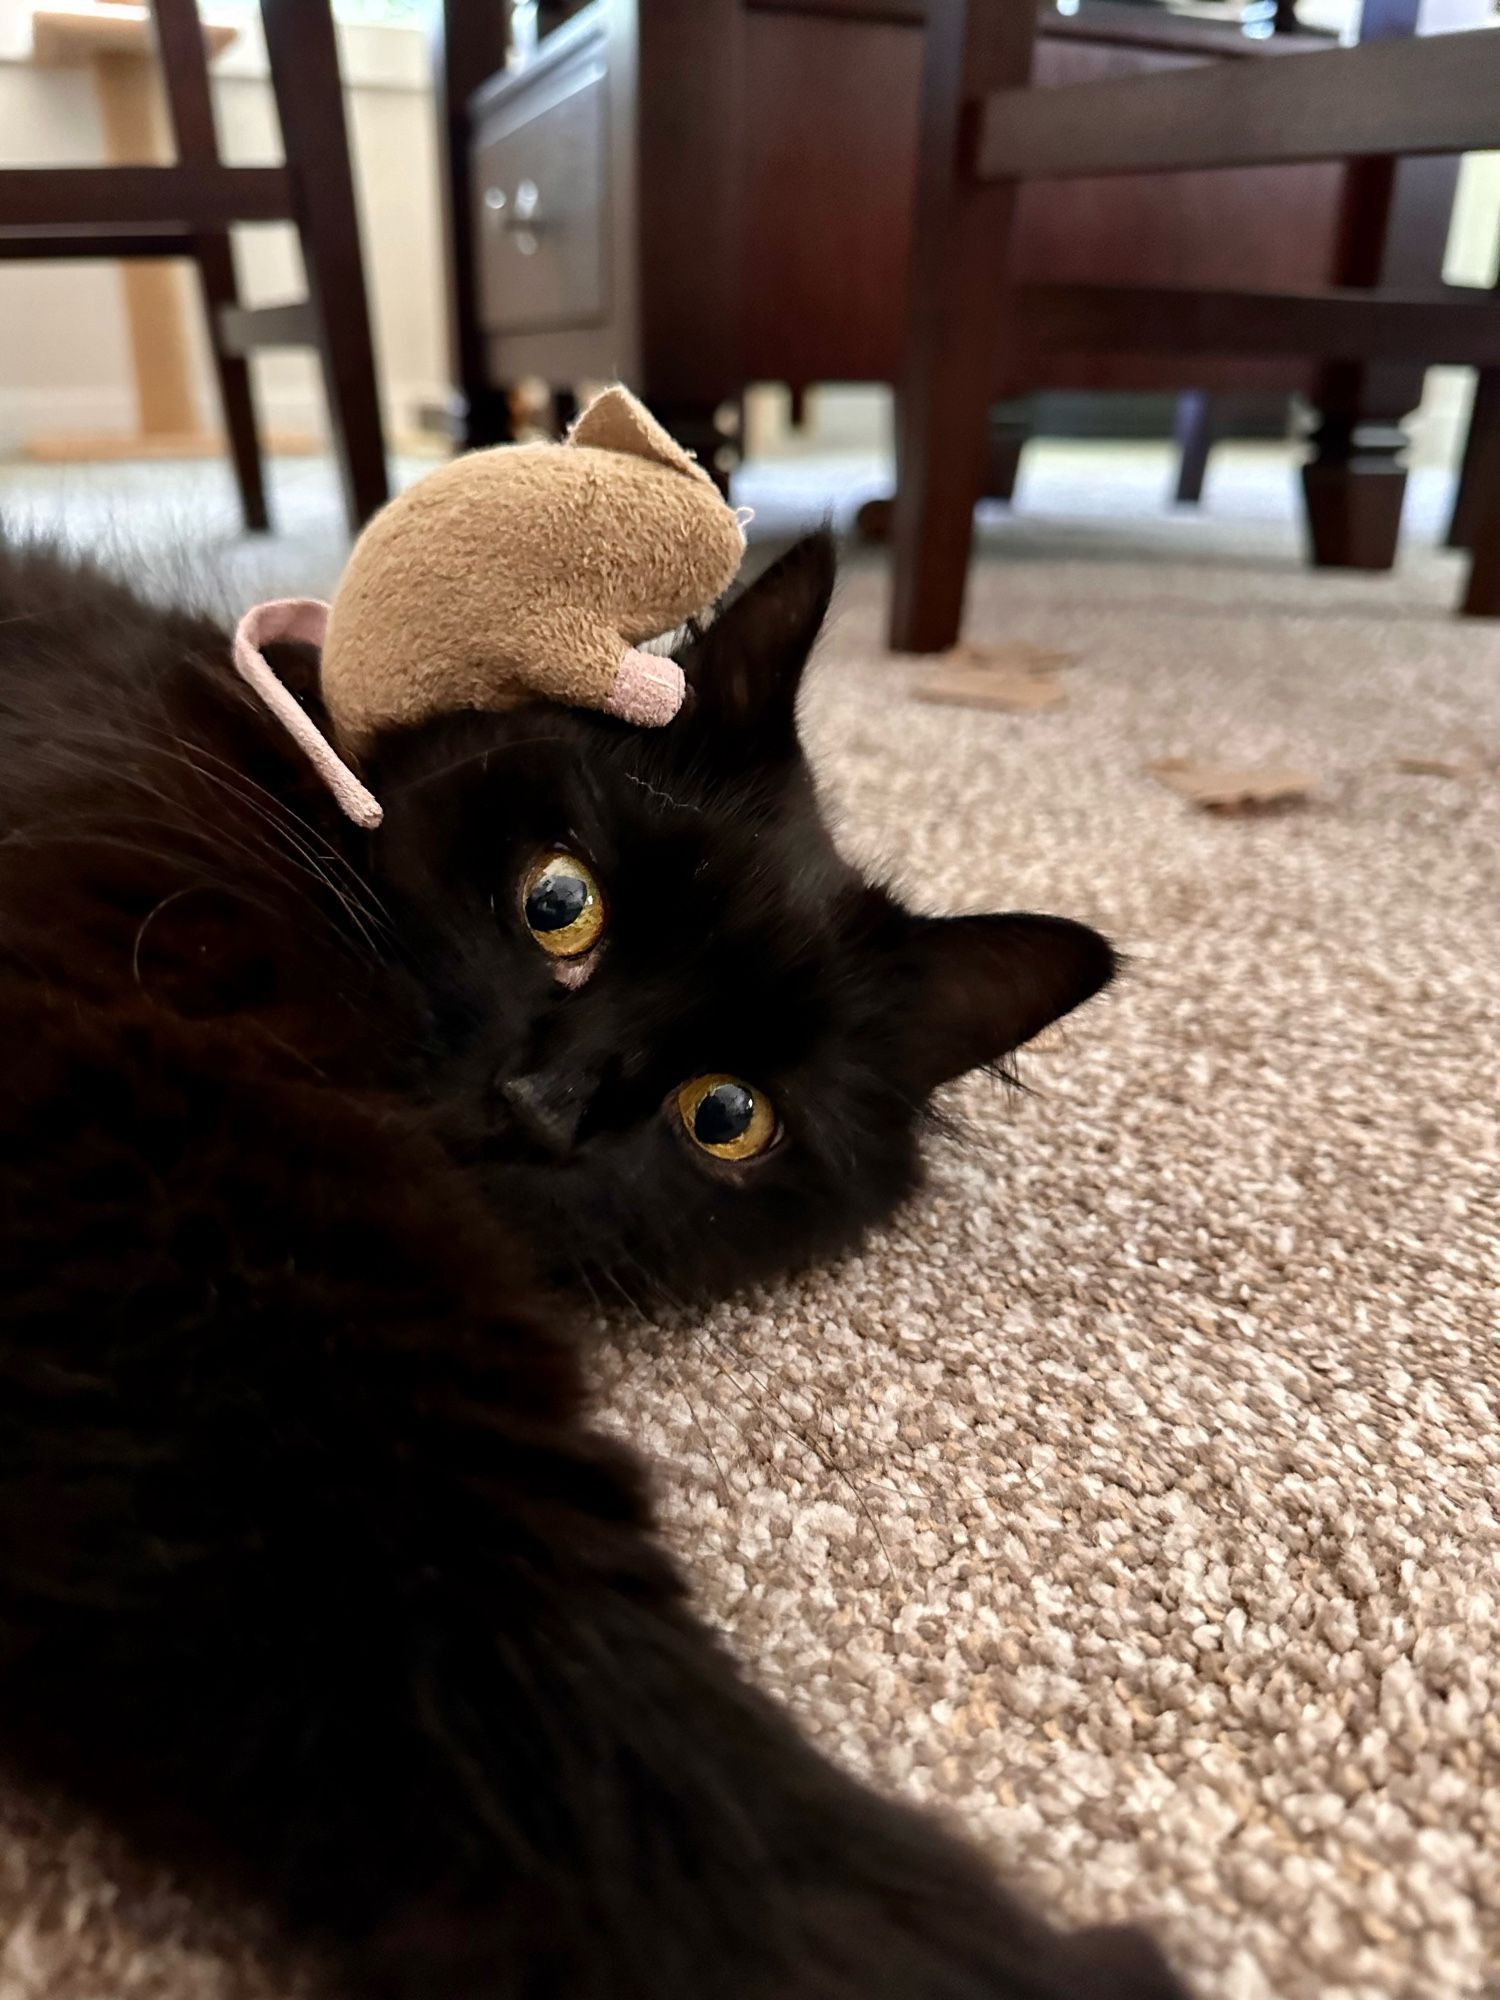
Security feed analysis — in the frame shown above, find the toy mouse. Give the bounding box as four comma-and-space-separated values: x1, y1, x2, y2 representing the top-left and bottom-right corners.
232, 386, 748, 830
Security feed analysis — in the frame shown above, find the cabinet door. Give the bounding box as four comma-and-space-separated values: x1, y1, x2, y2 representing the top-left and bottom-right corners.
472, 44, 609, 335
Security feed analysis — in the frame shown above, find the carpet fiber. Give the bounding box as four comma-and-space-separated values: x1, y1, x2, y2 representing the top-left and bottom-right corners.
2, 451, 1497, 2000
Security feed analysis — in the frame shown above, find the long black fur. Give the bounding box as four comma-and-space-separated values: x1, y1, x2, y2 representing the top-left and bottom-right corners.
0, 527, 1185, 1997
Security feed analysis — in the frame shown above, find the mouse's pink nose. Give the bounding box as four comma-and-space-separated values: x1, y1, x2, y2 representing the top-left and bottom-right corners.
606, 648, 685, 727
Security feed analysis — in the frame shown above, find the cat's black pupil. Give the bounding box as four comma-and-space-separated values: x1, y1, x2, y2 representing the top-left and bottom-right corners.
695, 1082, 754, 1147
526, 867, 590, 933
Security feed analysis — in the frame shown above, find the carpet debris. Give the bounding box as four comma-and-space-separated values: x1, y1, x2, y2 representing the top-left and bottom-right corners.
1394, 751, 1487, 780
1149, 758, 1318, 814
914, 640, 1077, 714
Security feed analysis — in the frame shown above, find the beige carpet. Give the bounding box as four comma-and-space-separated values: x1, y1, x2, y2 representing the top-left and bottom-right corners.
2, 454, 1498, 1999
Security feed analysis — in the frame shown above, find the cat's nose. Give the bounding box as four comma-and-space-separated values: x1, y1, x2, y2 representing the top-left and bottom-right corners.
496, 1069, 589, 1158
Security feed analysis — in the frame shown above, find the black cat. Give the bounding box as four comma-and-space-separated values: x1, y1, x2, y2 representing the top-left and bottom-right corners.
0, 527, 1184, 1998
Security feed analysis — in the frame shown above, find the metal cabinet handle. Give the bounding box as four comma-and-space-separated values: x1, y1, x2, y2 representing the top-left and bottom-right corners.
483, 180, 544, 254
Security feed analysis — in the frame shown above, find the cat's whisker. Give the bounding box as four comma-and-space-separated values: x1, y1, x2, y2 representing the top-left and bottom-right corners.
130, 885, 201, 992
39, 723, 394, 964
592, 1263, 735, 1510
681, 1325, 899, 1584
599, 1240, 905, 1582
141, 743, 395, 958
17, 804, 368, 968
28, 696, 396, 930
692, 1321, 901, 1497
662, 1352, 735, 1508
166, 728, 398, 933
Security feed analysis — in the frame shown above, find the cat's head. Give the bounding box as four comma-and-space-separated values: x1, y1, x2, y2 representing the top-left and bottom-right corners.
363, 534, 1112, 1303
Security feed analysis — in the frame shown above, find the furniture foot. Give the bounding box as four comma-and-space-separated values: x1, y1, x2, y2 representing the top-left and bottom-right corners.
1301, 417, 1407, 571
984, 409, 1027, 505
1459, 415, 1500, 614
1453, 367, 1500, 608
1462, 535, 1500, 616
855, 496, 893, 542
1172, 390, 1215, 506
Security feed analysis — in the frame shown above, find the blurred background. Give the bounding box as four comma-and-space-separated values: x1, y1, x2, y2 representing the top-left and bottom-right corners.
1, 0, 1496, 624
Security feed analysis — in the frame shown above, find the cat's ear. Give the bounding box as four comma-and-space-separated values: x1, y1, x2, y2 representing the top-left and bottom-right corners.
901, 912, 1115, 1092
684, 531, 835, 749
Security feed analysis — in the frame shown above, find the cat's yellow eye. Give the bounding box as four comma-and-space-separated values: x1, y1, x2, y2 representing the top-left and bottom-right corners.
676, 1074, 777, 1163
522, 851, 606, 959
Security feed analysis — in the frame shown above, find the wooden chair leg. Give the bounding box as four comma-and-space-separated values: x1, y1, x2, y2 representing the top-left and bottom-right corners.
259, 0, 388, 533
984, 407, 1027, 504
196, 235, 269, 533
1448, 367, 1499, 552
1463, 529, 1500, 617
890, 1, 1038, 653
433, 0, 511, 452
1459, 384, 1500, 614
149, 0, 268, 531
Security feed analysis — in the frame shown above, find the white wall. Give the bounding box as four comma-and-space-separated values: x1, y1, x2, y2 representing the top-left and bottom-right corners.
0, 3, 449, 451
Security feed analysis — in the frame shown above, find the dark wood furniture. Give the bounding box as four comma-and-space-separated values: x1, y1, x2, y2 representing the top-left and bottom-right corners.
436, 0, 1491, 616
0, 0, 387, 534
1450, 300, 1500, 558
894, 0, 1500, 647
436, 0, 1359, 471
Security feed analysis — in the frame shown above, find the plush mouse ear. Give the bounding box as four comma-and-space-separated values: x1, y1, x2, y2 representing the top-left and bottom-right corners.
567, 385, 711, 485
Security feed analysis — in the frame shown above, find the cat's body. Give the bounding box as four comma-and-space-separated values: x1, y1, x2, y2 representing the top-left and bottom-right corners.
0, 529, 1182, 1998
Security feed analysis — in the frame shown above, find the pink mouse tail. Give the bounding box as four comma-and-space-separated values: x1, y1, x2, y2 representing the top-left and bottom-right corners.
232, 599, 384, 831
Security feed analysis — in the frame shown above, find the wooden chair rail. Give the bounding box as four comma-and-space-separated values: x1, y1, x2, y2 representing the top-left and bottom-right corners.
0, 166, 295, 230
978, 28, 1500, 181
0, 226, 196, 260
1026, 283, 1500, 368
